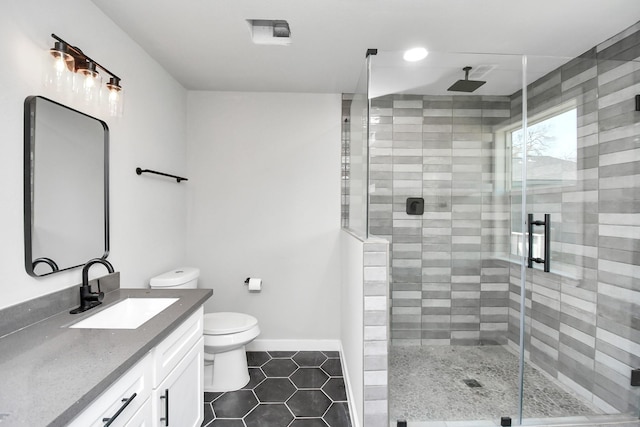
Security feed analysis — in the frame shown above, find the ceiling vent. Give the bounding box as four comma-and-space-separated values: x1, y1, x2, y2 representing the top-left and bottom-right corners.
247, 19, 292, 45
468, 64, 496, 80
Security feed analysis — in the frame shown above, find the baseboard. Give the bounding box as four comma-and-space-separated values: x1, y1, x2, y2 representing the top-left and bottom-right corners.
339, 341, 361, 427
246, 339, 341, 352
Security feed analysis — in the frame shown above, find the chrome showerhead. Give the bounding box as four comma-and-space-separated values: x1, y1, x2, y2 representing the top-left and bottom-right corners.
447, 66, 486, 93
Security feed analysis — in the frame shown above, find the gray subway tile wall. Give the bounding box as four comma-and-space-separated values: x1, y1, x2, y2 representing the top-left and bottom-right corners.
341, 95, 352, 228
367, 94, 512, 348
363, 240, 390, 427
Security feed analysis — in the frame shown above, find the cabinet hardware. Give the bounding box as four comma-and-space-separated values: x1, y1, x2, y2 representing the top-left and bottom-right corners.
102, 392, 137, 426
159, 389, 169, 426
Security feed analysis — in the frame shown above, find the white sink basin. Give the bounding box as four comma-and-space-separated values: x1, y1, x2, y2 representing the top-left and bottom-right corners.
69, 298, 179, 329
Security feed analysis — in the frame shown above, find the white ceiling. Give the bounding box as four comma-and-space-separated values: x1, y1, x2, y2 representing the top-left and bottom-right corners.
90, 0, 640, 94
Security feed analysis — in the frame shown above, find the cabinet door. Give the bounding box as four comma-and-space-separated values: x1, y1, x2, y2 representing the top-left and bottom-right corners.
153, 307, 203, 387
153, 337, 204, 427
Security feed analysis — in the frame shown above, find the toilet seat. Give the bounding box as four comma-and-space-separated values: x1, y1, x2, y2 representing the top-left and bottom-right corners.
204, 312, 258, 335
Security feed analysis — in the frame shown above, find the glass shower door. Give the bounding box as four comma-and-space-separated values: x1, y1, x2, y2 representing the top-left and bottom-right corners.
372, 50, 525, 424
519, 53, 640, 422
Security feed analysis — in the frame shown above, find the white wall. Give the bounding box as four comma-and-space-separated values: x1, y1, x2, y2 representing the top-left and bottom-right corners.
340, 231, 365, 427
0, 0, 188, 309
186, 91, 342, 342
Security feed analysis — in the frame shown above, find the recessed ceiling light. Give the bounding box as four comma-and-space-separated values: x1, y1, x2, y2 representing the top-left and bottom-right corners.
403, 47, 428, 62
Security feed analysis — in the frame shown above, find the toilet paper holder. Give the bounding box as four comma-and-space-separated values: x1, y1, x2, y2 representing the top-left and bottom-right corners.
244, 277, 262, 291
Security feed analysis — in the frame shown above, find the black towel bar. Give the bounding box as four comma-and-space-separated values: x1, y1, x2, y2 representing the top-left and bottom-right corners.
136, 167, 188, 183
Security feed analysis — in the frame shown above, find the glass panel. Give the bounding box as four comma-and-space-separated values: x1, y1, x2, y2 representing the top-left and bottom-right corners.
344, 57, 370, 238
362, 43, 640, 426
370, 50, 525, 424
521, 52, 640, 423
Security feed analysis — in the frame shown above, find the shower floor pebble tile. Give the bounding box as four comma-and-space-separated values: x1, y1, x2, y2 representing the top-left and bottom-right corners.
201, 351, 351, 427
390, 345, 599, 423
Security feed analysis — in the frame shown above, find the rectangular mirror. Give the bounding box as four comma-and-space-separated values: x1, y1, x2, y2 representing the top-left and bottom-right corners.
24, 96, 109, 277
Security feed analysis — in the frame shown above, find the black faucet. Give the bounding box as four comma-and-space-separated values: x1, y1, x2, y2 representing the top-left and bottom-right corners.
70, 258, 114, 314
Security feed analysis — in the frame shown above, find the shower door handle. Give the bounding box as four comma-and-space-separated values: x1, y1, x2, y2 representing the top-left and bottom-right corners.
527, 214, 550, 272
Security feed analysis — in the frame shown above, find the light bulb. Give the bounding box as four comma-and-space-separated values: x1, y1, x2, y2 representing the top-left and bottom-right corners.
54, 56, 66, 72
44, 44, 75, 94
74, 62, 102, 110
105, 77, 124, 117
83, 73, 96, 89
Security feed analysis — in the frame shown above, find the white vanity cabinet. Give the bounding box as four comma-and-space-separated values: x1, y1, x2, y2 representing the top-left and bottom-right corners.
66, 307, 204, 427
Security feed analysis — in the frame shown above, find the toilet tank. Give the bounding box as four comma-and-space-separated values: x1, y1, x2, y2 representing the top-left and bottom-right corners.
149, 267, 200, 289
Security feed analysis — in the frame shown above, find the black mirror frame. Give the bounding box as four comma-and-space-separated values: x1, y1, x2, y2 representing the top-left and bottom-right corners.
23, 95, 110, 277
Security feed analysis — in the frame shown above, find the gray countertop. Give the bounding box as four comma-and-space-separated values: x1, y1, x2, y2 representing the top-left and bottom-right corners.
0, 287, 212, 426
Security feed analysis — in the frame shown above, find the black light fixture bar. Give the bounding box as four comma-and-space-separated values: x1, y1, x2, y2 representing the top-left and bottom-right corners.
51, 33, 121, 83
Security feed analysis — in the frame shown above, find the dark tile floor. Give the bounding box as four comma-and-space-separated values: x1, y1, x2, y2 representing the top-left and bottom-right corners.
202, 351, 352, 427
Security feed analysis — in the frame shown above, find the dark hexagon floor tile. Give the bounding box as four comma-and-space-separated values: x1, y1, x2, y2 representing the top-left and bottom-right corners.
243, 368, 266, 389
323, 402, 351, 427
320, 359, 343, 376
322, 378, 347, 401
209, 420, 245, 427
287, 389, 332, 417
268, 350, 297, 358
290, 368, 329, 389
293, 351, 328, 367
204, 391, 224, 403
247, 351, 271, 367
244, 403, 294, 427
262, 358, 298, 377
254, 378, 297, 402
203, 402, 214, 424
322, 351, 340, 358
289, 418, 329, 427
212, 389, 258, 418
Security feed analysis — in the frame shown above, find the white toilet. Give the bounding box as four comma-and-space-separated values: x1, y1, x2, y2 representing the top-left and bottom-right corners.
149, 268, 260, 392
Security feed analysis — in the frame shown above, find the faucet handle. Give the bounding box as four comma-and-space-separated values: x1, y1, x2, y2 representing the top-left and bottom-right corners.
94, 280, 104, 302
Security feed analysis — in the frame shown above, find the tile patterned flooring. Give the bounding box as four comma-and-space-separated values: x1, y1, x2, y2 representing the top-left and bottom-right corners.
201, 351, 352, 427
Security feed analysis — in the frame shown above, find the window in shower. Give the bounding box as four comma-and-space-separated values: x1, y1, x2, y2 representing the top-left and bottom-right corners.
510, 107, 578, 189
503, 105, 578, 258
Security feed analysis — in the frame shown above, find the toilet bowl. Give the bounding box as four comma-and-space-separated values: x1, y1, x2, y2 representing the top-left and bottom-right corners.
149, 268, 260, 392
203, 312, 260, 392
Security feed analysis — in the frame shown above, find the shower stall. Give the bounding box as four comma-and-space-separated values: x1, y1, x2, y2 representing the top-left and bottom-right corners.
342, 23, 640, 427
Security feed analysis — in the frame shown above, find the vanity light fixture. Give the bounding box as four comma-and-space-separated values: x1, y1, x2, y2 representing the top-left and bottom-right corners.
403, 47, 428, 62
47, 33, 124, 117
